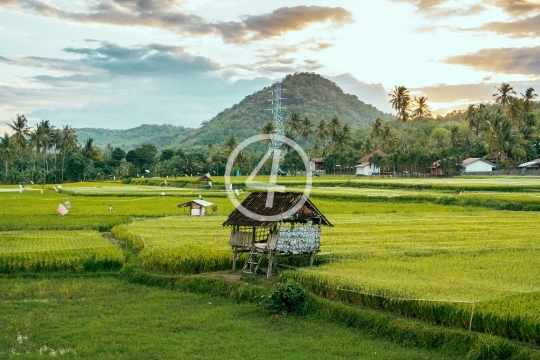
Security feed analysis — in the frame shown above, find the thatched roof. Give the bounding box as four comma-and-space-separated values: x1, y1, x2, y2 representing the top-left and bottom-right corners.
222, 192, 332, 227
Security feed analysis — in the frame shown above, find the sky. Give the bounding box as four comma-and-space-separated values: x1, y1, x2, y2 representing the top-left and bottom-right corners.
2, 0, 540, 133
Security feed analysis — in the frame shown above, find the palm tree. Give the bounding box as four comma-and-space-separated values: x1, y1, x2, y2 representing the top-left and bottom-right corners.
316, 118, 328, 143
449, 125, 459, 147
521, 87, 537, 115
493, 82, 516, 108
370, 117, 384, 138
506, 97, 523, 128
58, 125, 77, 182
0, 133, 14, 181
286, 112, 302, 136
221, 134, 239, 157
412, 96, 431, 120
328, 115, 342, 141
388, 86, 411, 151
299, 115, 314, 154
332, 124, 353, 154
380, 123, 397, 151
261, 121, 276, 146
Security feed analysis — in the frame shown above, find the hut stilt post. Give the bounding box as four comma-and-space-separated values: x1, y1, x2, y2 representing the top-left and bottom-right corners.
266, 251, 273, 279
309, 251, 315, 266
232, 247, 237, 271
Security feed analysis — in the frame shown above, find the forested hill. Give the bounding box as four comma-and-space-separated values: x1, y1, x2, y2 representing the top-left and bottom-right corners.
75, 124, 193, 150
77, 72, 393, 150
170, 72, 393, 148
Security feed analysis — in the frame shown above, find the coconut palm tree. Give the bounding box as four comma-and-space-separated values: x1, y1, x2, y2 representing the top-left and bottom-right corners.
521, 87, 537, 115
506, 97, 523, 128
58, 125, 77, 182
0, 133, 14, 181
261, 121, 276, 146
7, 114, 31, 177
286, 112, 302, 136
328, 115, 342, 141
299, 115, 314, 154
493, 82, 516, 108
449, 125, 460, 147
316, 118, 328, 143
380, 123, 397, 151
370, 117, 384, 138
412, 96, 431, 120
388, 86, 411, 151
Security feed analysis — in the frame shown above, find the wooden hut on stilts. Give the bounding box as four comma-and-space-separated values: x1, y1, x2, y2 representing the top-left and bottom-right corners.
223, 192, 332, 278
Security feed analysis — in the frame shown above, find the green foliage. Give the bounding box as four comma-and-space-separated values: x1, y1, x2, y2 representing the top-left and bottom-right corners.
259, 281, 310, 315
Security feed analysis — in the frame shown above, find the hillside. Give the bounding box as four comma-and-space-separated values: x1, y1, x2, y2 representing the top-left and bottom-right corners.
76, 72, 393, 150
75, 124, 193, 150
174, 72, 393, 148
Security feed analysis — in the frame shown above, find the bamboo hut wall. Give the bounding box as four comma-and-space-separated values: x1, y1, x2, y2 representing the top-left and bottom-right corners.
276, 226, 320, 254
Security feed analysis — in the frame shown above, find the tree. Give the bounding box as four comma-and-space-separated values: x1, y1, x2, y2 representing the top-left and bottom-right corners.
328, 115, 342, 141
286, 112, 302, 136
388, 86, 411, 151
316, 118, 328, 143
506, 97, 523, 128
332, 124, 353, 153
412, 96, 431, 120
449, 125, 460, 147
0, 133, 14, 181
58, 125, 78, 182
221, 134, 239, 157
7, 114, 31, 177
493, 82, 516, 108
521, 87, 537, 115
370, 117, 384, 138
299, 115, 314, 153
380, 123, 397, 151
261, 121, 276, 146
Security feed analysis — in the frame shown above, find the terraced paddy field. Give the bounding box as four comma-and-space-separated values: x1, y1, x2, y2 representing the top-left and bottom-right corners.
2, 179, 540, 354
0, 230, 124, 272
114, 198, 540, 343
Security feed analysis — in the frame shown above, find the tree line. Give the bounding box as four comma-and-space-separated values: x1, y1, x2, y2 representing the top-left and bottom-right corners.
1, 81, 538, 184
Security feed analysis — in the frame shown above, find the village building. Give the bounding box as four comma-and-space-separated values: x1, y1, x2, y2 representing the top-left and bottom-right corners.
518, 158, 540, 170
355, 149, 388, 176
223, 192, 332, 278
310, 158, 326, 175
459, 158, 496, 173
177, 199, 215, 216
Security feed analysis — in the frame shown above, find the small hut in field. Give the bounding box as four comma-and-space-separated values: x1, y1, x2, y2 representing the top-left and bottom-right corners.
223, 192, 332, 278
178, 199, 215, 216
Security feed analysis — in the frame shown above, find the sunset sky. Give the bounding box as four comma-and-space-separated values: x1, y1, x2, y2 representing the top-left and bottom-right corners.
2, 0, 540, 132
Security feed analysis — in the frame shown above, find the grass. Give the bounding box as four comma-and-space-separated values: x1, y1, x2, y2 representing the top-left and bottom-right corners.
0, 276, 464, 359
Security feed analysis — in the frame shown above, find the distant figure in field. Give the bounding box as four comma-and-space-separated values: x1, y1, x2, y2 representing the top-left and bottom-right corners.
109, 204, 112, 211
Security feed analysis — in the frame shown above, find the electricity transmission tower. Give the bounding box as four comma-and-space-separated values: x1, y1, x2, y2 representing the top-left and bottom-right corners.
269, 81, 285, 152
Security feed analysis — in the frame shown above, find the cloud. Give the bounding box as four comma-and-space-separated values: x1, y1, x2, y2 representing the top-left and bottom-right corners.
477, 13, 540, 38
412, 80, 540, 105
2, 42, 222, 80
485, 0, 540, 16
1, 1, 353, 43
390, 0, 486, 17
444, 46, 540, 75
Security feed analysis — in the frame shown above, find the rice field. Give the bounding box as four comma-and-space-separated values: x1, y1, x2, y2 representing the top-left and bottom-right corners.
0, 230, 124, 272
2, 179, 540, 345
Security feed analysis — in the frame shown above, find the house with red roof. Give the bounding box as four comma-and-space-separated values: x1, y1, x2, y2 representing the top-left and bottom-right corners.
459, 158, 496, 173
355, 149, 388, 176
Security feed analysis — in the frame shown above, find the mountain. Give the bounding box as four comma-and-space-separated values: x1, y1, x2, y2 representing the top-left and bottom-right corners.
75, 124, 192, 150
76, 72, 393, 150
174, 72, 393, 148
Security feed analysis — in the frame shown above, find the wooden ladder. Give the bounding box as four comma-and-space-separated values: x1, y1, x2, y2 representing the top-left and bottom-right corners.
242, 247, 263, 276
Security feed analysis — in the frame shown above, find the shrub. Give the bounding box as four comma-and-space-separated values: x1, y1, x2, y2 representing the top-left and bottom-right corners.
259, 281, 310, 315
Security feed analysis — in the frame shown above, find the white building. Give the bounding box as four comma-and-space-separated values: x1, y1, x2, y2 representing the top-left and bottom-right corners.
355, 150, 388, 176
460, 158, 496, 173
